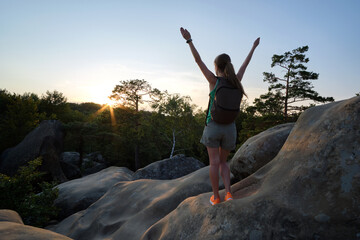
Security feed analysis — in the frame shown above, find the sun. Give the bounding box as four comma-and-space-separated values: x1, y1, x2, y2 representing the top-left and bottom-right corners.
103, 97, 117, 108
92, 94, 117, 108
89, 85, 118, 108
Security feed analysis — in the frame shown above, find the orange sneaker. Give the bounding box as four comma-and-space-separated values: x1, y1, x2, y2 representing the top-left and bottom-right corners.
225, 192, 233, 201
210, 195, 221, 205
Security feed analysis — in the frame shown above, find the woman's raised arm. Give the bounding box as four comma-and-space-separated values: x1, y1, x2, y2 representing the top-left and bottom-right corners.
180, 27, 217, 85
236, 37, 260, 82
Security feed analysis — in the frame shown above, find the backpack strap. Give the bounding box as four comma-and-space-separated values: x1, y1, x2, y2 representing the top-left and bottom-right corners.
204, 78, 220, 126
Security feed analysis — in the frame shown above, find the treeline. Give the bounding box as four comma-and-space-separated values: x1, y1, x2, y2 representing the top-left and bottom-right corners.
0, 88, 203, 169
0, 87, 292, 171
0, 45, 336, 170
0, 90, 80, 153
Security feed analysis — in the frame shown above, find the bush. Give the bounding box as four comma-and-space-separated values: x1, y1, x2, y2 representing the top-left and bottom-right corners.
0, 158, 59, 227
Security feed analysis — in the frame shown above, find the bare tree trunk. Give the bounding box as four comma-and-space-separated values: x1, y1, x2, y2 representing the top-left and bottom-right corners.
170, 129, 176, 158
284, 69, 290, 121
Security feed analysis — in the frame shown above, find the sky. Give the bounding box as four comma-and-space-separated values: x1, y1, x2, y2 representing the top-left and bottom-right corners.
0, 0, 359, 110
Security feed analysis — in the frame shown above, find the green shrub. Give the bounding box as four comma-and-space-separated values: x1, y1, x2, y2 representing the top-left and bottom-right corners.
0, 157, 59, 227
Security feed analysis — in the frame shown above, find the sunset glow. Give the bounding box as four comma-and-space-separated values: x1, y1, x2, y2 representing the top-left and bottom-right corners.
0, 1, 359, 109
103, 97, 117, 108
92, 102, 117, 127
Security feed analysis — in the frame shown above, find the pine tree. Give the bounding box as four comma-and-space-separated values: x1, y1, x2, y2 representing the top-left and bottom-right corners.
255, 46, 334, 119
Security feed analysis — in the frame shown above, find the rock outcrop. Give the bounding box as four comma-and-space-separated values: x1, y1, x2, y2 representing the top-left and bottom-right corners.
60, 161, 82, 180
60, 151, 108, 179
141, 96, 360, 240
10, 97, 359, 240
59, 152, 81, 180
230, 122, 294, 180
60, 152, 81, 166
0, 210, 72, 240
0, 120, 66, 182
54, 166, 133, 220
48, 166, 230, 240
82, 154, 107, 176
0, 209, 23, 224
133, 154, 205, 180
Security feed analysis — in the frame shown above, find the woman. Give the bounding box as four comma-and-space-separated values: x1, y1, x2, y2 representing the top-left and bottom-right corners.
180, 27, 260, 205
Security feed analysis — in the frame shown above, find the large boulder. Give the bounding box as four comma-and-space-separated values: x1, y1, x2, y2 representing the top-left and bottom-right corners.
59, 161, 82, 180
230, 122, 294, 180
141, 96, 360, 240
0, 120, 66, 182
84, 151, 106, 164
60, 152, 81, 166
60, 151, 108, 179
60, 152, 82, 179
54, 166, 134, 220
47, 166, 230, 240
133, 154, 205, 180
82, 158, 107, 176
0, 209, 72, 240
0, 222, 73, 240
0, 209, 23, 224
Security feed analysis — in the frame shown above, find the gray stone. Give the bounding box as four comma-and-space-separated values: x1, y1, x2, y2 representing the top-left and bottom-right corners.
85, 151, 106, 163
230, 122, 294, 180
133, 154, 205, 180
249, 230, 263, 240
60, 152, 108, 178
60, 152, 80, 166
47, 166, 229, 240
314, 213, 330, 223
54, 166, 134, 220
141, 96, 360, 240
0, 120, 66, 182
59, 161, 81, 180
82, 158, 107, 176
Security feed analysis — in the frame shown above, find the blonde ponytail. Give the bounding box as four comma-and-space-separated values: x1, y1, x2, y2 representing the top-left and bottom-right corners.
215, 54, 247, 97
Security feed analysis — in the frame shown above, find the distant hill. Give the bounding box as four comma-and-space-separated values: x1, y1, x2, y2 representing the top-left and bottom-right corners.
67, 102, 102, 115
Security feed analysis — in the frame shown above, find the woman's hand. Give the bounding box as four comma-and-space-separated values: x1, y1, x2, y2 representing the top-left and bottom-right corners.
253, 37, 260, 48
180, 27, 216, 85
180, 27, 191, 41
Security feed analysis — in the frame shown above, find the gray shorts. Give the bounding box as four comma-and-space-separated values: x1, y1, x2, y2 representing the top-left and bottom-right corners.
200, 120, 237, 150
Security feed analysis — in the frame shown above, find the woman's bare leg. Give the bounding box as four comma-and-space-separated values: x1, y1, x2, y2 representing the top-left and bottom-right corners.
219, 147, 231, 194
207, 147, 221, 200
